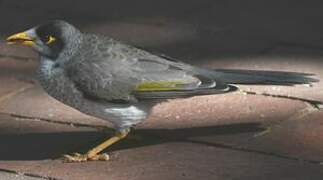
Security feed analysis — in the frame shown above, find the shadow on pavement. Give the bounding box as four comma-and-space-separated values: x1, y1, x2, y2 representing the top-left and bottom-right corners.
0, 123, 263, 160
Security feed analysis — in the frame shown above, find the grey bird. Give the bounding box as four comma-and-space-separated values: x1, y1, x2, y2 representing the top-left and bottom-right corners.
6, 20, 319, 162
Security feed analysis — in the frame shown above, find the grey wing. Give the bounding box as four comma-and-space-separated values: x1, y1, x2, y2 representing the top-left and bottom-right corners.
66, 59, 138, 102
66, 36, 233, 103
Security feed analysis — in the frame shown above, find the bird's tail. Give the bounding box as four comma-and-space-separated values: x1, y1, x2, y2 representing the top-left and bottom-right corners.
211, 69, 319, 85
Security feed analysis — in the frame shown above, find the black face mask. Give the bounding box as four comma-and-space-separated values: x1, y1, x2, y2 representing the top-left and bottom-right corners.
36, 23, 65, 59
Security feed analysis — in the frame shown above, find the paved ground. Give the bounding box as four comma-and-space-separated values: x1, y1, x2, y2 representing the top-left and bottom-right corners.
0, 0, 323, 180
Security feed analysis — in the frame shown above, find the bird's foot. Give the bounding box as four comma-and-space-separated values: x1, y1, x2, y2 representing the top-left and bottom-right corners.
63, 152, 110, 163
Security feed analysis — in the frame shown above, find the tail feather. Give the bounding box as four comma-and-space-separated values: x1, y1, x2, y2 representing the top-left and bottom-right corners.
212, 69, 319, 85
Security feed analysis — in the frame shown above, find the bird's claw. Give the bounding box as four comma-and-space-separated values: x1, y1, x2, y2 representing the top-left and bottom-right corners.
63, 152, 110, 163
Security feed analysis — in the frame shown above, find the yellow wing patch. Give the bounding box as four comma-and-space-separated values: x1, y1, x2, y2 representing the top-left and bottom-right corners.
135, 81, 191, 91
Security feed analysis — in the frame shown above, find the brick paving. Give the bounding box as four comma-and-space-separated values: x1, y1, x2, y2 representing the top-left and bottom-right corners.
0, 0, 323, 179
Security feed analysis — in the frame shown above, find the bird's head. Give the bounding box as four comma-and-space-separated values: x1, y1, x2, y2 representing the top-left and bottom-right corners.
6, 20, 82, 59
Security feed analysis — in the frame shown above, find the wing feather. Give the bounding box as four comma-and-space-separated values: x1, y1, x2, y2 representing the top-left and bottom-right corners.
66, 35, 234, 102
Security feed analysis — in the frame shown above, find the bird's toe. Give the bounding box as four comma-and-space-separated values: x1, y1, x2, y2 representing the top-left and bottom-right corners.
63, 153, 88, 163
63, 152, 110, 163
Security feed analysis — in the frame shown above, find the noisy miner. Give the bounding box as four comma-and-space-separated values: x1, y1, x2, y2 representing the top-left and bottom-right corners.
6, 20, 319, 162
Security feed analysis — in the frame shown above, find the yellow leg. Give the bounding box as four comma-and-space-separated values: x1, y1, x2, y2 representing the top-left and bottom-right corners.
63, 130, 129, 162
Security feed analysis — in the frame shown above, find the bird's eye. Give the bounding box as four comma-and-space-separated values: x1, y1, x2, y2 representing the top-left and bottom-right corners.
45, 35, 56, 44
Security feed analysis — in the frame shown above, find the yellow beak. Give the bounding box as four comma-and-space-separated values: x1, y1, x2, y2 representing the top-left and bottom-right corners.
6, 32, 35, 46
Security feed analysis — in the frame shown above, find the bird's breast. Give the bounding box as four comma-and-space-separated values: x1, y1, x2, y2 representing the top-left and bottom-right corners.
37, 59, 84, 107
36, 58, 150, 129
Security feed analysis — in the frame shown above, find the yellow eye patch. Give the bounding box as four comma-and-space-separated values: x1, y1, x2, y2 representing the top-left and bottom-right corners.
46, 35, 56, 44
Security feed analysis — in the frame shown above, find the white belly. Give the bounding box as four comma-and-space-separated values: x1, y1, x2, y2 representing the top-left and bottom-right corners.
105, 105, 147, 127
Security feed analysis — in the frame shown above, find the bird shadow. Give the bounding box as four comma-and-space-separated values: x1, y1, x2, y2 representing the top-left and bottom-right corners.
0, 122, 264, 160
